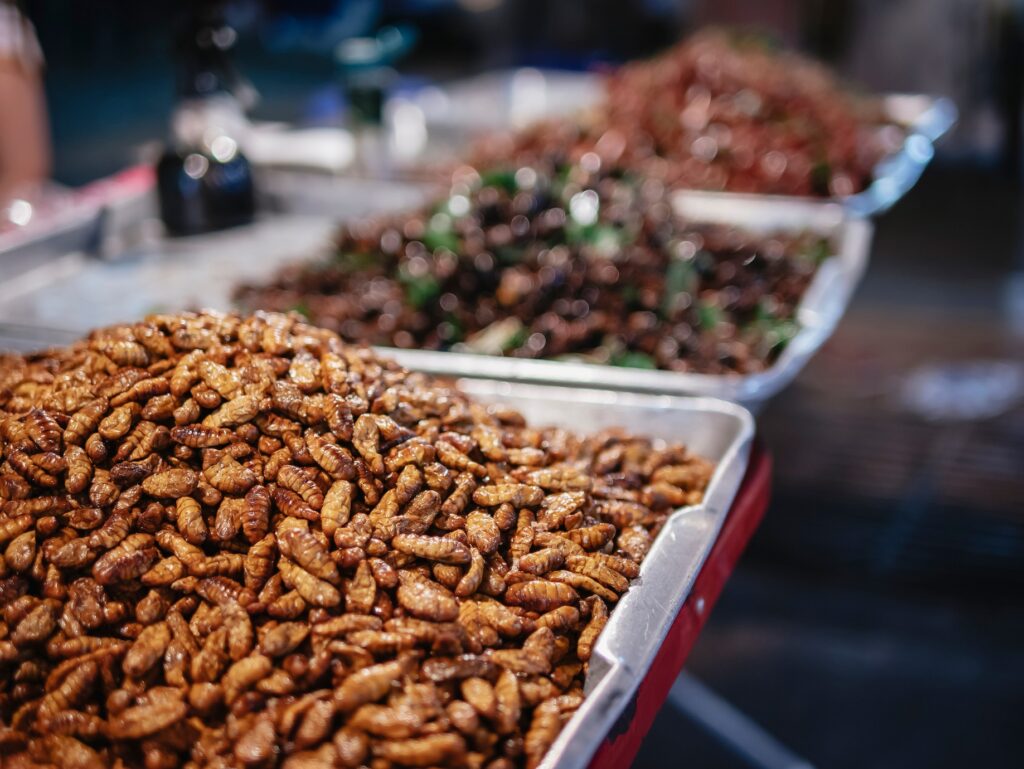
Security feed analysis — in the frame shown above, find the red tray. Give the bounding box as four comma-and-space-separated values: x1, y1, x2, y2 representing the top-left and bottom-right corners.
589, 445, 773, 769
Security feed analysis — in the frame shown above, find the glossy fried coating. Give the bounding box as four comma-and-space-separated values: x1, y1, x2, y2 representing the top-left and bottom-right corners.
0, 311, 714, 768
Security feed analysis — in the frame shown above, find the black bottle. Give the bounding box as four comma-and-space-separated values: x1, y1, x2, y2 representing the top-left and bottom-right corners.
157, 0, 255, 236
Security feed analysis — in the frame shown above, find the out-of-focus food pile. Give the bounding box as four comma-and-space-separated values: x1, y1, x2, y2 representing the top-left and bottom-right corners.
0, 311, 715, 769
236, 164, 831, 375
471, 30, 903, 197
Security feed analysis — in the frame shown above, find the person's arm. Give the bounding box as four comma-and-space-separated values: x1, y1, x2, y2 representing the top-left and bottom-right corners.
0, 2, 50, 206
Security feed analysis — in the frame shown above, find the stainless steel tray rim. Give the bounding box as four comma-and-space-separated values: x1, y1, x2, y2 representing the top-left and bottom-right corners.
0, 335, 755, 769
455, 381, 754, 769
541, 423, 752, 769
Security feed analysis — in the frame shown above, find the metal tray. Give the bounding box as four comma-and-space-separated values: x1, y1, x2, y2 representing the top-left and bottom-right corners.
685, 94, 957, 217
404, 68, 955, 216
452, 380, 754, 769
0, 195, 872, 410
0, 323, 754, 768
382, 194, 873, 411
0, 214, 339, 337
401, 68, 603, 136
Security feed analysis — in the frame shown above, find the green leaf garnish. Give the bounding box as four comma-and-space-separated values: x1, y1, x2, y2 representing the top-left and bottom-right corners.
479, 169, 519, 193
661, 259, 696, 319
398, 269, 441, 310
611, 351, 657, 369
335, 251, 378, 273
697, 303, 723, 330
503, 328, 529, 352
288, 301, 312, 320
806, 237, 832, 265
811, 161, 831, 194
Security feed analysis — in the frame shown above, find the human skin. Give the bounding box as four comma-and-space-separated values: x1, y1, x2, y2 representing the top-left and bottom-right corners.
0, 55, 51, 206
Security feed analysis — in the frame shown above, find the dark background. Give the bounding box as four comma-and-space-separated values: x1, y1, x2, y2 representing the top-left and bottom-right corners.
18, 1, 1024, 766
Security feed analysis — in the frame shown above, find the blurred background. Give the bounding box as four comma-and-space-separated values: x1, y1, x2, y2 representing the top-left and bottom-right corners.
4, 0, 1024, 767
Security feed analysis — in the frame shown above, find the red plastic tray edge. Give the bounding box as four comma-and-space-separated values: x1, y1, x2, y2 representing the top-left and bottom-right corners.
586, 445, 773, 769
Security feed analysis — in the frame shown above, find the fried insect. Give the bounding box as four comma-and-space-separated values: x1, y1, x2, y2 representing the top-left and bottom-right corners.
241, 483, 271, 543
524, 698, 563, 769
92, 533, 158, 585
279, 558, 341, 608
494, 668, 521, 735
546, 569, 619, 603
321, 480, 353, 538
396, 574, 459, 622
278, 525, 339, 584
518, 547, 565, 576
305, 429, 357, 480
277, 464, 324, 509
0, 310, 713, 769
24, 408, 62, 453
573, 598, 608, 666
392, 533, 472, 565
244, 533, 276, 591
455, 547, 486, 598
565, 554, 630, 592
373, 732, 467, 765
333, 658, 409, 711
505, 580, 579, 613
345, 559, 376, 615
175, 496, 208, 545
536, 605, 580, 633
122, 621, 171, 677
203, 394, 261, 429
63, 398, 109, 446
141, 468, 198, 499
106, 688, 188, 739
170, 424, 235, 448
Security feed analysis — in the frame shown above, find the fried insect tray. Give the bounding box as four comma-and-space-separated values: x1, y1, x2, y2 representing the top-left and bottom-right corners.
0, 195, 872, 410
648, 94, 956, 217
0, 341, 755, 767
454, 380, 754, 769
384, 195, 873, 411
403, 68, 954, 215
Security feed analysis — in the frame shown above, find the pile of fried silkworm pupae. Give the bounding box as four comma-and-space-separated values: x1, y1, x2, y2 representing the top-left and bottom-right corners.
0, 311, 713, 769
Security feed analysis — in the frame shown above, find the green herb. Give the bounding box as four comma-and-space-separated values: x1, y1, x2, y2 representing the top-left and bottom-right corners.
422, 215, 460, 254
806, 237, 832, 265
335, 251, 378, 273
288, 301, 312, 320
464, 318, 525, 355
564, 220, 589, 246
442, 313, 464, 343
726, 29, 782, 52
496, 246, 526, 265
424, 230, 459, 253
553, 164, 574, 194
479, 169, 518, 193
565, 222, 631, 252
503, 328, 529, 352
758, 318, 801, 355
398, 269, 441, 310
593, 225, 629, 255
621, 282, 640, 307
660, 259, 695, 319
697, 303, 723, 330
811, 161, 831, 195
611, 351, 657, 369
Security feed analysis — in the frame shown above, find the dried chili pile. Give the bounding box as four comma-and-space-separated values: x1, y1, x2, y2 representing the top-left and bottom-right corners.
0, 311, 714, 769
